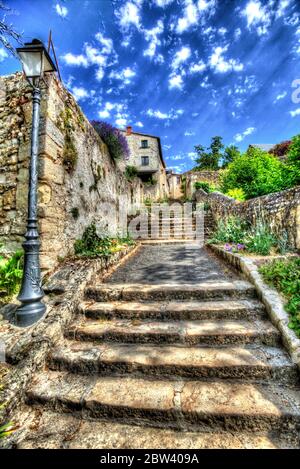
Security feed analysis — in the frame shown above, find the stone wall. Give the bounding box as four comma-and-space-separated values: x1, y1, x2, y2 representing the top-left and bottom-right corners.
0, 72, 143, 272
185, 170, 220, 198
195, 187, 300, 250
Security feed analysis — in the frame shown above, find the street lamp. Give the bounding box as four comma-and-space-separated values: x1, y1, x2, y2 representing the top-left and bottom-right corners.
15, 39, 56, 327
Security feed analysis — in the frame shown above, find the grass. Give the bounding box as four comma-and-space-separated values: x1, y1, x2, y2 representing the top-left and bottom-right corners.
259, 257, 300, 337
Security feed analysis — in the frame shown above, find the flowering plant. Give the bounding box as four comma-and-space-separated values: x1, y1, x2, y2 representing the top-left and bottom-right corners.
92, 121, 130, 161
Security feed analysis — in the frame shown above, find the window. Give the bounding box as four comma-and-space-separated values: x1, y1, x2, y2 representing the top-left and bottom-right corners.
141, 140, 148, 148
141, 156, 149, 166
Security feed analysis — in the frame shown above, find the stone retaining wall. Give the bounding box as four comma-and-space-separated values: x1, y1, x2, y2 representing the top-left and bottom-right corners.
195, 187, 300, 250
185, 170, 220, 198
0, 73, 144, 272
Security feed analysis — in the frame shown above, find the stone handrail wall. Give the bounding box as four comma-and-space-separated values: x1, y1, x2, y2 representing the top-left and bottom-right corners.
0, 73, 144, 272
194, 187, 300, 250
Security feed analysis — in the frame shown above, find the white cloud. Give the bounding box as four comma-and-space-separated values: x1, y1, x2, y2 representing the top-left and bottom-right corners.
55, 3, 68, 18
62, 52, 89, 67
218, 27, 227, 35
135, 121, 144, 127
198, 0, 216, 12
169, 74, 184, 90
98, 102, 127, 120
209, 45, 244, 73
143, 20, 164, 63
274, 91, 287, 102
171, 46, 191, 70
95, 32, 114, 55
184, 131, 196, 136
109, 67, 136, 85
0, 47, 8, 62
242, 1, 271, 35
153, 0, 175, 6
290, 108, 300, 117
190, 60, 206, 73
115, 117, 127, 127
72, 87, 89, 101
176, 0, 199, 34
234, 28, 242, 40
62, 32, 115, 81
117, 1, 142, 30
146, 108, 184, 119
234, 127, 256, 142
163, 144, 172, 149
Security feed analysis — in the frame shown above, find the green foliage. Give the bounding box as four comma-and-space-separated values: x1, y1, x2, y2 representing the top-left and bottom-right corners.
259, 258, 300, 336
194, 181, 210, 193
208, 217, 247, 244
0, 421, 14, 439
286, 134, 300, 186
0, 249, 23, 300
194, 136, 224, 170
222, 145, 240, 168
225, 187, 246, 201
245, 223, 276, 256
70, 207, 79, 220
125, 165, 138, 182
180, 175, 187, 196
144, 197, 152, 206
63, 133, 78, 173
74, 224, 134, 258
144, 176, 156, 186
220, 147, 287, 199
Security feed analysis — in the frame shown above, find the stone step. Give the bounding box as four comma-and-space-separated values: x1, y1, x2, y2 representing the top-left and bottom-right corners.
85, 281, 257, 302
49, 341, 298, 384
66, 319, 280, 346
79, 299, 266, 321
14, 409, 297, 449
27, 371, 300, 432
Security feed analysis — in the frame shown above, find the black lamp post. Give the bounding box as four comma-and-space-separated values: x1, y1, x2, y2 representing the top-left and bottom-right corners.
15, 39, 57, 327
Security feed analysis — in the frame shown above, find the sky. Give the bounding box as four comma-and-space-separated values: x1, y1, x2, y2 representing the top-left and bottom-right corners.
1, 0, 300, 172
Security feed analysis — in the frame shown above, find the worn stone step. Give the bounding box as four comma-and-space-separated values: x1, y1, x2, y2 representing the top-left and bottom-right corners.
13, 410, 297, 449
27, 372, 300, 432
49, 341, 298, 384
85, 281, 257, 302
66, 319, 280, 346
79, 299, 266, 321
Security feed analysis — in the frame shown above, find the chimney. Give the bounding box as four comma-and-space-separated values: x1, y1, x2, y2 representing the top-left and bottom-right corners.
126, 125, 132, 135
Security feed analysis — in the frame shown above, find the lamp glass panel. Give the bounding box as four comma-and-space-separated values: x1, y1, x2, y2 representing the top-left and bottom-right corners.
42, 53, 56, 73
18, 50, 42, 77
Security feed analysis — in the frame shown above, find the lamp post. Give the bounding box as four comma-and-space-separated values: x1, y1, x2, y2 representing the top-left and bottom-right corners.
15, 39, 57, 327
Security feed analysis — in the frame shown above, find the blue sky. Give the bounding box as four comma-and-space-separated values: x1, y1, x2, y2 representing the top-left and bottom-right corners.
1, 0, 300, 172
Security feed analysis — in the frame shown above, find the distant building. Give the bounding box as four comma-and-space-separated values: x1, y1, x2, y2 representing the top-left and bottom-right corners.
248, 144, 276, 152
121, 126, 168, 199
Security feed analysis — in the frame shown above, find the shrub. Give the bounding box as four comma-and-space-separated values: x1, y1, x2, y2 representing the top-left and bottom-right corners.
0, 249, 23, 301
74, 223, 134, 257
194, 181, 210, 193
225, 188, 246, 201
208, 217, 247, 244
245, 222, 276, 255
286, 134, 300, 186
125, 165, 138, 181
259, 258, 300, 336
92, 121, 129, 161
220, 148, 287, 199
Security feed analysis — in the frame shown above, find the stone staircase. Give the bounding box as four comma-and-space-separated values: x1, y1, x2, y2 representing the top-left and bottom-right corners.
128, 203, 201, 242
18, 274, 300, 448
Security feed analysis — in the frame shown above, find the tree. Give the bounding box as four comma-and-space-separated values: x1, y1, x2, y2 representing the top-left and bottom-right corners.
222, 145, 240, 167
220, 147, 287, 199
194, 136, 224, 170
286, 134, 300, 185
0, 1, 22, 57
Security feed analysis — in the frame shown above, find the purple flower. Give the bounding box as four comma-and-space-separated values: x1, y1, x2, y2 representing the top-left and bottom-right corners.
224, 243, 232, 251
91, 120, 130, 160
237, 243, 245, 250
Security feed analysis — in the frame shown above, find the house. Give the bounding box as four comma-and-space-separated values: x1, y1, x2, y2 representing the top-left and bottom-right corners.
121, 126, 169, 199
